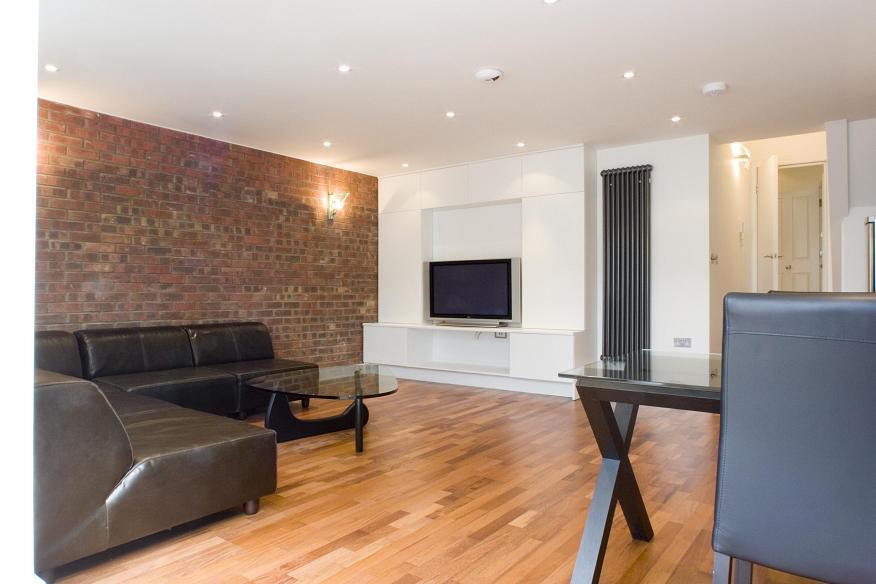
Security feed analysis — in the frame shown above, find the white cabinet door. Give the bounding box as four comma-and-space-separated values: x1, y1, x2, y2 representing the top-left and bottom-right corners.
522, 147, 585, 196
469, 157, 522, 203
363, 325, 408, 365
509, 333, 573, 381
420, 166, 468, 209
379, 173, 421, 213
521, 192, 587, 330
378, 210, 425, 323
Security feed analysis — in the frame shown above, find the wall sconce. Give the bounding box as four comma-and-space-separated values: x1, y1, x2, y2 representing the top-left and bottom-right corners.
730, 142, 751, 169
327, 191, 349, 224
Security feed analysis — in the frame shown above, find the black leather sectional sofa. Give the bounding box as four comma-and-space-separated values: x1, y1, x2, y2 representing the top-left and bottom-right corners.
38, 322, 315, 418
34, 322, 316, 577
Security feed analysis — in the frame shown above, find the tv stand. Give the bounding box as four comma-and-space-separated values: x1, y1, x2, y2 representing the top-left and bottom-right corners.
363, 322, 591, 398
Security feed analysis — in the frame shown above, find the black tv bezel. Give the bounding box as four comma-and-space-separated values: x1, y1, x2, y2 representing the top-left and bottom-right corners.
428, 258, 514, 320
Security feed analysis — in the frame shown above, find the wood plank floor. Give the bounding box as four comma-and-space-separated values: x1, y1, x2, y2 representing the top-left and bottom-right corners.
56, 381, 819, 584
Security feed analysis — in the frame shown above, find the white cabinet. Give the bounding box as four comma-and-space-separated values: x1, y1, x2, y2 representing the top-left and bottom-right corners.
522, 147, 585, 196
379, 173, 421, 213
521, 192, 588, 330
469, 157, 522, 203
419, 166, 468, 209
363, 325, 407, 365
362, 323, 592, 397
509, 333, 574, 382
378, 210, 426, 323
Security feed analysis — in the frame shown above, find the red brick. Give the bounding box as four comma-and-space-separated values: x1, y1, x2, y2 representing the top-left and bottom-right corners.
35, 99, 377, 365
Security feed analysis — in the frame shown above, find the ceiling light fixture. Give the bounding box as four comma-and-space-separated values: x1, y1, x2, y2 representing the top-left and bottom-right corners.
543, 0, 559, 4
338, 64, 351, 73
402, 163, 409, 168
445, 111, 456, 118
702, 81, 727, 96
671, 115, 682, 123
517, 142, 526, 148
44, 64, 59, 73
323, 141, 332, 147
211, 110, 224, 118
623, 71, 635, 79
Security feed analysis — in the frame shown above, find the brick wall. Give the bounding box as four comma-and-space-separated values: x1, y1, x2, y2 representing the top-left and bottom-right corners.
36, 99, 377, 365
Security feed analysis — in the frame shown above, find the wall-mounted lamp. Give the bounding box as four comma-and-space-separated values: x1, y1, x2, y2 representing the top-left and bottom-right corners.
730, 142, 751, 169
327, 191, 349, 224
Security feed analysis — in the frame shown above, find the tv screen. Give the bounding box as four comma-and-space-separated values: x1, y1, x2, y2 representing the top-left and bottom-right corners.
429, 259, 513, 320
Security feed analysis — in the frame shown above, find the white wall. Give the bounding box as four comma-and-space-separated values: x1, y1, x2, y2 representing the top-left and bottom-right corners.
597, 134, 711, 353
709, 140, 753, 351
840, 117, 876, 291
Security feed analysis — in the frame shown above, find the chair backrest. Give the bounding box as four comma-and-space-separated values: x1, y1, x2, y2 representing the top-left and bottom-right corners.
35, 330, 83, 378
34, 370, 133, 571
75, 326, 194, 378
715, 293, 876, 583
185, 322, 275, 366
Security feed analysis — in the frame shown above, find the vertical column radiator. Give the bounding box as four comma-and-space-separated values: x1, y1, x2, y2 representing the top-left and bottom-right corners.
602, 165, 652, 359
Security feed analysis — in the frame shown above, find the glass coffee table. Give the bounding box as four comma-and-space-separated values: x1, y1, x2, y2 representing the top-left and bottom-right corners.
246, 363, 397, 452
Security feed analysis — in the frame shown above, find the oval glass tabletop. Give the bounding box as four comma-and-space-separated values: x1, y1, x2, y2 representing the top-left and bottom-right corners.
247, 363, 398, 400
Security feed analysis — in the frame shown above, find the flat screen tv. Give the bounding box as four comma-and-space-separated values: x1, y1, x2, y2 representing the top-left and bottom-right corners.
427, 258, 521, 325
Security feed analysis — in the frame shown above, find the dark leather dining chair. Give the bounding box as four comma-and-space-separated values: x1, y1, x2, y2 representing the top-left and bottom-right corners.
713, 293, 876, 584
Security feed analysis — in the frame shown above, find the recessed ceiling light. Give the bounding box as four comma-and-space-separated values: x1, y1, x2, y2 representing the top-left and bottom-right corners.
323, 141, 332, 147
43, 64, 59, 73
671, 115, 682, 123
517, 142, 526, 148
211, 110, 224, 118
623, 71, 635, 79
402, 163, 409, 168
338, 64, 351, 73
543, 0, 559, 4
445, 111, 456, 118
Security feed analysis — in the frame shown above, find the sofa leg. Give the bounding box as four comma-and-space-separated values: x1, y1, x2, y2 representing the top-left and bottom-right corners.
243, 499, 260, 515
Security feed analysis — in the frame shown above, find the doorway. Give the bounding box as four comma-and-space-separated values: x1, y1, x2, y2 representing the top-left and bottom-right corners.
777, 164, 823, 291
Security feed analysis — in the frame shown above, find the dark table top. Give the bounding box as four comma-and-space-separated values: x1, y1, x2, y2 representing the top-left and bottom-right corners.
560, 350, 722, 412
247, 363, 398, 400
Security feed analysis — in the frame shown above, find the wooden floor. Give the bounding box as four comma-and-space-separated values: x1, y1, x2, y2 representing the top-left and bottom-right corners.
57, 381, 819, 584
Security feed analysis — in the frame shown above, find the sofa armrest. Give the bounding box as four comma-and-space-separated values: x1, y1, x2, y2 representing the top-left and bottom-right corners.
34, 370, 134, 571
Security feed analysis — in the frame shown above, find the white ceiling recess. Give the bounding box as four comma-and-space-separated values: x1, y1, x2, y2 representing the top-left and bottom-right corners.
38, 0, 876, 177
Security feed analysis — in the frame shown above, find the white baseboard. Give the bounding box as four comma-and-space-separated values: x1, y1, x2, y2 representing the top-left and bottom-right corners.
387, 365, 576, 399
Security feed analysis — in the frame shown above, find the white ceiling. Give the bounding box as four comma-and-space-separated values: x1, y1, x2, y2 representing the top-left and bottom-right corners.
38, 0, 876, 177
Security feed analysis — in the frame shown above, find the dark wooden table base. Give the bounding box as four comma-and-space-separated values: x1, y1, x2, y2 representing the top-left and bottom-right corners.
264, 393, 370, 452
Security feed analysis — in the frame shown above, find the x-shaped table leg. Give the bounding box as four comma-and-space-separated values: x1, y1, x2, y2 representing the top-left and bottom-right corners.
571, 394, 654, 583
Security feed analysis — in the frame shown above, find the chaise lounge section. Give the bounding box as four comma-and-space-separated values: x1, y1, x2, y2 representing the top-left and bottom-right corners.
34, 368, 277, 576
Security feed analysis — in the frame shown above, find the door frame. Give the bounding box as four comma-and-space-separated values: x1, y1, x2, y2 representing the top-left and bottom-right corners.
777, 162, 824, 291
752, 159, 828, 292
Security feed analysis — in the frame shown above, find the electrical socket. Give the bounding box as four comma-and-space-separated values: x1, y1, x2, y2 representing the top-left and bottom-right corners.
494, 332, 508, 339
673, 337, 692, 348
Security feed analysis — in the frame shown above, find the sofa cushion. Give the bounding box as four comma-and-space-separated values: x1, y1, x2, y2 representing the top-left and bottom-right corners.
35, 330, 83, 378
76, 326, 194, 379
185, 322, 275, 366
96, 367, 237, 415
105, 402, 277, 547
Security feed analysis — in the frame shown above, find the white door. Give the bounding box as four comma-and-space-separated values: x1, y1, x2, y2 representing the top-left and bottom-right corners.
756, 155, 779, 292
778, 167, 822, 291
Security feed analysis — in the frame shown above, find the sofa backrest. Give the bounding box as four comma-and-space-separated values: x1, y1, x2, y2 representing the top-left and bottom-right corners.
185, 322, 275, 366
75, 326, 194, 379
35, 330, 83, 378
34, 369, 134, 572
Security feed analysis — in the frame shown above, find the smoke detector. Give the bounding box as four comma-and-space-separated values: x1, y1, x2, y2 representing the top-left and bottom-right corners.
475, 68, 504, 83
702, 81, 727, 96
